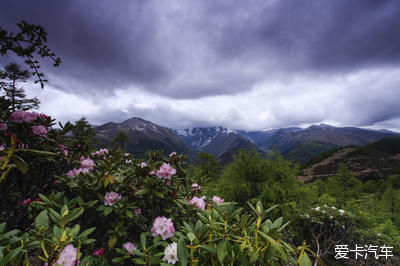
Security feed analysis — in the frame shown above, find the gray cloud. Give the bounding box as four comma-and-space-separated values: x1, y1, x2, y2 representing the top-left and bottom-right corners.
2, 0, 400, 130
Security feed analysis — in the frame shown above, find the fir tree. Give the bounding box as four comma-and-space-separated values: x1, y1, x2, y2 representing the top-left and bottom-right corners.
0, 62, 40, 112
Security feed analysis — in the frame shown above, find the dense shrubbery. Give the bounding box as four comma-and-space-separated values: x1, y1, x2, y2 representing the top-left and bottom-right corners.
0, 107, 320, 265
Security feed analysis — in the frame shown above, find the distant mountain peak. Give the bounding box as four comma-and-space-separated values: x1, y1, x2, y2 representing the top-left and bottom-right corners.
308, 123, 335, 129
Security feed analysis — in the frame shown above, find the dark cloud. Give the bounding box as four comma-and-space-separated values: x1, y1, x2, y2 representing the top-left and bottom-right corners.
2, 0, 400, 130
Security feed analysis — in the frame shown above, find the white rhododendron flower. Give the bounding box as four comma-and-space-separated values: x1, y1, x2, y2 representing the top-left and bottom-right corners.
163, 242, 178, 264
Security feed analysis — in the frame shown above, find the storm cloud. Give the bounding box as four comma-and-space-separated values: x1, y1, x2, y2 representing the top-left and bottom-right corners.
1, 0, 400, 130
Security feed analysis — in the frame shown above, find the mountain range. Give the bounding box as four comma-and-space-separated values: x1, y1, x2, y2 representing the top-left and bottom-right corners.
94, 117, 400, 164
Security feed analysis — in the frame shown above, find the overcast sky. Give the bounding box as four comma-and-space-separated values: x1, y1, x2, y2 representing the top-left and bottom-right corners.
1, 0, 400, 131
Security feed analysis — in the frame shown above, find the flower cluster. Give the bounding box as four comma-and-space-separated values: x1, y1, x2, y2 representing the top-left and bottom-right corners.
156, 163, 176, 180
59, 144, 68, 157
93, 248, 104, 256
31, 125, 48, 137
212, 195, 224, 204
163, 242, 178, 264
303, 205, 350, 227
19, 198, 31, 205
151, 216, 175, 240
123, 242, 137, 255
92, 148, 109, 157
55, 244, 80, 266
188, 196, 206, 210
80, 156, 95, 170
10, 110, 38, 123
191, 183, 201, 192
104, 191, 122, 206
65, 156, 95, 177
66, 168, 89, 177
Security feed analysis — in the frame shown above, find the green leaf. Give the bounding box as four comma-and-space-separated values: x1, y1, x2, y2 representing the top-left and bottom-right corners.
125, 210, 134, 219
272, 217, 283, 228
68, 207, 84, 222
34, 210, 49, 230
133, 249, 146, 256
17, 149, 56, 156
300, 252, 312, 266
140, 233, 147, 248
81, 238, 96, 245
187, 232, 195, 242
38, 193, 51, 204
0, 223, 6, 233
177, 238, 188, 266
182, 222, 193, 233
53, 226, 62, 241
112, 257, 126, 263
108, 235, 117, 249
154, 190, 164, 198
104, 206, 113, 216
0, 247, 22, 266
133, 258, 147, 264
217, 240, 227, 264
48, 208, 61, 223
71, 224, 81, 236
249, 250, 259, 264
10, 155, 28, 174
60, 205, 69, 217
135, 189, 149, 196
78, 227, 96, 239
199, 245, 217, 254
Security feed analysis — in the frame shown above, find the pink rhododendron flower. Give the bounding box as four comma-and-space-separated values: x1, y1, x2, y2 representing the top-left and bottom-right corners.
212, 196, 224, 204
151, 216, 175, 240
66, 168, 89, 177
156, 163, 176, 180
93, 248, 105, 256
0, 145, 5, 151
123, 242, 137, 255
59, 144, 68, 157
134, 208, 141, 215
31, 125, 48, 137
104, 192, 122, 206
80, 156, 95, 170
39, 113, 48, 120
192, 183, 201, 192
9, 110, 25, 123
140, 162, 148, 168
169, 152, 177, 157
166, 181, 171, 186
55, 244, 80, 266
148, 170, 155, 175
163, 242, 178, 264
0, 123, 7, 131
188, 196, 206, 210
10, 110, 38, 123
92, 148, 108, 157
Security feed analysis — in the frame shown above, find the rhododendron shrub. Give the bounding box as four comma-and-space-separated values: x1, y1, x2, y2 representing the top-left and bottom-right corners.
0, 106, 315, 265
0, 109, 72, 230
293, 204, 356, 262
